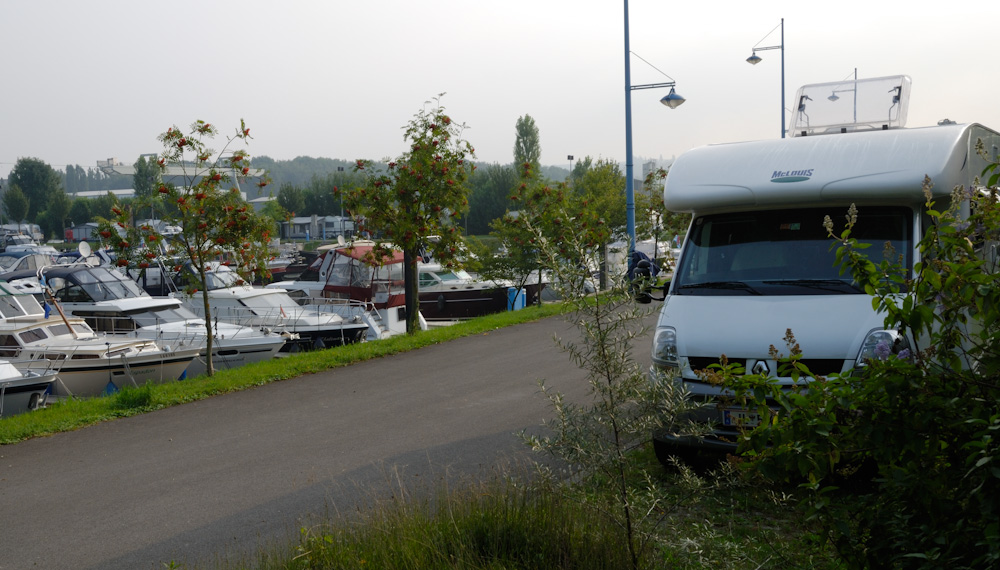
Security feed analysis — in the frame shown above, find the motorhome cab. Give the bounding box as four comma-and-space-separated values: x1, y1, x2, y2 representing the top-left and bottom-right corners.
650, 75, 1000, 452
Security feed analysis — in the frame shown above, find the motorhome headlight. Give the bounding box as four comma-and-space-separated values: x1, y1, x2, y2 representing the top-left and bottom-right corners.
856, 329, 912, 367
652, 326, 679, 367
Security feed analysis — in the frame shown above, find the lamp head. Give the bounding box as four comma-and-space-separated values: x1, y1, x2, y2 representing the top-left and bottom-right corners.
828, 93, 840, 102
746, 52, 762, 65
660, 87, 686, 109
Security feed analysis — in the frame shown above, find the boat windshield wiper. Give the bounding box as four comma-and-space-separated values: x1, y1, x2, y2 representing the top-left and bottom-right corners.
761, 278, 863, 293
676, 281, 761, 295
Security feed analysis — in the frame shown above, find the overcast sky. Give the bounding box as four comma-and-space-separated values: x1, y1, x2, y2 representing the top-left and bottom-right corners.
2, 0, 996, 182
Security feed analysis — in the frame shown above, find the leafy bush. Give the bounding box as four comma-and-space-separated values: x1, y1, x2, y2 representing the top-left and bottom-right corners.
729, 169, 1000, 568
515, 185, 708, 570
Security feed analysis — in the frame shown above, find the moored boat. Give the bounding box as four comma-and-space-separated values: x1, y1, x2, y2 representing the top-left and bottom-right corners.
0, 282, 198, 397
1, 264, 287, 378
0, 359, 57, 418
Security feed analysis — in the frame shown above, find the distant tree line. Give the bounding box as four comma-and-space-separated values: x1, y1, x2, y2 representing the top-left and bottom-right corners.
0, 115, 670, 242
62, 164, 133, 194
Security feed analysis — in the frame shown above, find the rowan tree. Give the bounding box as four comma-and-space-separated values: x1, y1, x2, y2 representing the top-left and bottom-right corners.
98, 119, 273, 376
337, 96, 476, 334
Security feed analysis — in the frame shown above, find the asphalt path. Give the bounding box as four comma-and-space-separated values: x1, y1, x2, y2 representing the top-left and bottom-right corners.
0, 309, 659, 569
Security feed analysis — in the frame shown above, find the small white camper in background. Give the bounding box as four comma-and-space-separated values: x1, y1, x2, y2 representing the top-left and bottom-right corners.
649, 75, 1000, 453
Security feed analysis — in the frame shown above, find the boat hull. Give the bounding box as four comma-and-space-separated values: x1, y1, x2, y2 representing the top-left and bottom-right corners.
418, 282, 545, 320
184, 336, 287, 377
279, 322, 370, 352
0, 373, 56, 418
47, 349, 199, 397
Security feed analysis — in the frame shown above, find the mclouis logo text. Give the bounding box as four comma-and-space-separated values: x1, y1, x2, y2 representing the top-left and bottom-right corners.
770, 169, 814, 183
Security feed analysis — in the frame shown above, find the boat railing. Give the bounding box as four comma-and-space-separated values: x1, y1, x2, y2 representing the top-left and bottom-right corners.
195, 305, 288, 330
7, 356, 62, 378
64, 311, 203, 349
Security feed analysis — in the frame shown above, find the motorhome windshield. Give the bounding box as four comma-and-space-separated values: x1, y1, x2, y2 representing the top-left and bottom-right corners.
674, 206, 911, 295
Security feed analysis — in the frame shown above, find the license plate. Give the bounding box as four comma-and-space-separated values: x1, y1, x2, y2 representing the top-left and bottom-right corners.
723, 408, 764, 427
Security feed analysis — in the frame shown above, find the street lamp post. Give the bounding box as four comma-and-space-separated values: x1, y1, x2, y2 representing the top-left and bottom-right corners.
624, 0, 685, 255
746, 18, 785, 138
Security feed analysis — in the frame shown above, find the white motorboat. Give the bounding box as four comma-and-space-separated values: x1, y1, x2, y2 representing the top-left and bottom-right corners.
133, 263, 369, 351
0, 282, 198, 397
1, 265, 287, 378
0, 359, 57, 418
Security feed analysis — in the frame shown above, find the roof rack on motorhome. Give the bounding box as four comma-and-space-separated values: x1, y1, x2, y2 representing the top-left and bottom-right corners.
790, 75, 910, 137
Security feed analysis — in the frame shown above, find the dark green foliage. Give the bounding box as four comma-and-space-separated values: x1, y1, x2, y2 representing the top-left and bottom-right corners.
466, 163, 516, 235
513, 114, 541, 175
574, 158, 627, 238
132, 155, 160, 200
1, 183, 29, 224
276, 182, 305, 216
9, 157, 62, 221
69, 198, 92, 226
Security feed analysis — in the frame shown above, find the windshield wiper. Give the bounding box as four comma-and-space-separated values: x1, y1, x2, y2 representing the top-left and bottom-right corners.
761, 278, 863, 293
677, 281, 761, 295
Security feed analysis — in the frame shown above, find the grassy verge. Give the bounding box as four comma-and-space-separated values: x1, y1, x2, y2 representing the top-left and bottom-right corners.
210, 446, 838, 570
0, 302, 571, 445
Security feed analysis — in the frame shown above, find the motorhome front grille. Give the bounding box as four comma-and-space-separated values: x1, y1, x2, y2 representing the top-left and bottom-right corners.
686, 357, 846, 377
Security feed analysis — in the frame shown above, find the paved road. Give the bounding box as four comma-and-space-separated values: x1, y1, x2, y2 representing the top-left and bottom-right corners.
0, 310, 658, 569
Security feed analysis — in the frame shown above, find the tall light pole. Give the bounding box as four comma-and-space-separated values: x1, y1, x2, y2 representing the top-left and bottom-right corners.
624, 0, 685, 255
746, 18, 785, 138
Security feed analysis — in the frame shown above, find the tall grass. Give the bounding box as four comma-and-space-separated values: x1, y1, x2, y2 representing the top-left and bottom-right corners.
206, 447, 839, 570
247, 475, 634, 570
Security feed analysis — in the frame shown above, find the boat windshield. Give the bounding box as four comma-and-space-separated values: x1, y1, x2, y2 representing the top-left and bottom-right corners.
673, 206, 912, 296
202, 268, 244, 290
0, 255, 23, 271
129, 306, 200, 327
419, 268, 473, 287
52, 268, 146, 302
237, 292, 297, 311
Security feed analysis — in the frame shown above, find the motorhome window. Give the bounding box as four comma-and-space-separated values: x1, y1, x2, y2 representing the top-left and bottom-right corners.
675, 206, 911, 295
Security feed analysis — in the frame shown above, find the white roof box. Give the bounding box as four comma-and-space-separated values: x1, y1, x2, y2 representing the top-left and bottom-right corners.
790, 75, 911, 137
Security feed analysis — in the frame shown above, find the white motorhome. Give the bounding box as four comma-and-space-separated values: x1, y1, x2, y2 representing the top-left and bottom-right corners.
649, 75, 1000, 452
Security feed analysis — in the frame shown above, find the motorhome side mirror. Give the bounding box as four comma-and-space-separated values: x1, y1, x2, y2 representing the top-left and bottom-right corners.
630, 259, 654, 303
